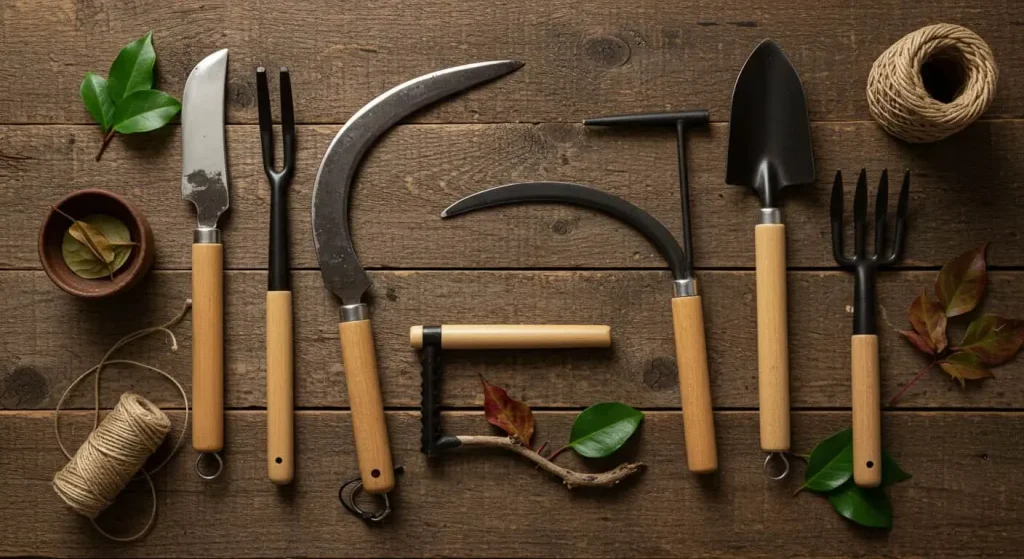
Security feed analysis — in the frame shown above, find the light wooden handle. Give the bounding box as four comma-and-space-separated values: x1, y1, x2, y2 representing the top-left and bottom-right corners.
192, 243, 224, 453
267, 291, 294, 484
755, 223, 791, 452
852, 334, 882, 487
671, 296, 718, 474
339, 319, 394, 494
409, 324, 611, 349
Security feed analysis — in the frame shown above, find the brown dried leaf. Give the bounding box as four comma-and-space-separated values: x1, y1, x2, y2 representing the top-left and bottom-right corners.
958, 315, 1024, 366
934, 244, 987, 317
56, 209, 134, 280
938, 351, 993, 387
899, 330, 936, 355
481, 377, 534, 446
907, 290, 947, 353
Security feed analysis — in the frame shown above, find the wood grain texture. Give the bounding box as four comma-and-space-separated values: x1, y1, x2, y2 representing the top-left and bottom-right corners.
671, 295, 717, 473
2, 121, 1023, 270
266, 290, 294, 484
1, 410, 1020, 558
852, 334, 883, 488
1, 0, 1023, 125
3, 270, 1022, 411
191, 243, 224, 453
755, 223, 791, 452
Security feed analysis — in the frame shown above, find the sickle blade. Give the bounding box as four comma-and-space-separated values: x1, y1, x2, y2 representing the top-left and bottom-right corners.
312, 60, 523, 304
442, 181, 691, 280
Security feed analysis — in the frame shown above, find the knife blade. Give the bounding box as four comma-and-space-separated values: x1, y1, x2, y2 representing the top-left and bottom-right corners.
181, 48, 229, 464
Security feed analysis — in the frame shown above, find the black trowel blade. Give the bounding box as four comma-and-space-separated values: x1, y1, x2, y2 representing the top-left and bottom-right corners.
725, 40, 815, 206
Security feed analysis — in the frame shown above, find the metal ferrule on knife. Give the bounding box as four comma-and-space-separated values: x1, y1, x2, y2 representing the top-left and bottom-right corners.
194, 227, 222, 244
758, 208, 782, 225
341, 303, 368, 322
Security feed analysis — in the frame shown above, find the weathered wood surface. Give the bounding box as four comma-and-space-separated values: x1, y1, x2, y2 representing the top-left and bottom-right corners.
3, 270, 1021, 411
1, 0, 1023, 124
2, 122, 1022, 271
2, 410, 1020, 558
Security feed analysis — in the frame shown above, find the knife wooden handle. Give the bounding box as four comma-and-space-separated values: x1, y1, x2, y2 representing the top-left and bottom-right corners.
339, 318, 394, 494
754, 223, 791, 453
852, 334, 882, 487
267, 290, 294, 484
192, 243, 224, 453
409, 324, 611, 350
671, 295, 718, 474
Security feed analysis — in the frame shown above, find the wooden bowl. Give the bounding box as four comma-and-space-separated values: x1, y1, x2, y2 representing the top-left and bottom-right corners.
38, 189, 155, 298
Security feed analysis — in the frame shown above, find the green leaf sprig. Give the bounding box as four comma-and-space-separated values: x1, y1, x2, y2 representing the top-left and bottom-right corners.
795, 428, 912, 529
80, 32, 181, 161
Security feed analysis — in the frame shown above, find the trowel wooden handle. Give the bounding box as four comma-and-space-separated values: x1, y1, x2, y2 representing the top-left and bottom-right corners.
267, 290, 293, 484
192, 243, 224, 453
671, 296, 718, 474
852, 334, 882, 488
409, 324, 611, 349
339, 319, 394, 494
755, 223, 791, 452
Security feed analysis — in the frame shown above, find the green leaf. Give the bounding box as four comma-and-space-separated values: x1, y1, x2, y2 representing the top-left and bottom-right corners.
934, 244, 987, 317
827, 481, 893, 529
111, 89, 181, 134
958, 315, 1024, 366
61, 214, 134, 279
796, 427, 853, 494
567, 402, 643, 458
939, 351, 993, 386
880, 451, 912, 487
107, 31, 156, 102
80, 72, 115, 132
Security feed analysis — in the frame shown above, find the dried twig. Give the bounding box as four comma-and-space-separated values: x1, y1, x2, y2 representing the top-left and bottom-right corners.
455, 435, 645, 489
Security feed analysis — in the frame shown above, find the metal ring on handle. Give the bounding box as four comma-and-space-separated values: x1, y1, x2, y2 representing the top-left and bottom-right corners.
338, 466, 404, 522
195, 452, 224, 480
763, 452, 790, 481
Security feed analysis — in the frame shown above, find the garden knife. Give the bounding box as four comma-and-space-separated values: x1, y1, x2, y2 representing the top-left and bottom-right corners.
182, 49, 229, 460
312, 60, 523, 494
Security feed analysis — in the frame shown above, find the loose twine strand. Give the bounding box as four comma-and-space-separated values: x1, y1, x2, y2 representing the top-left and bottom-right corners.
52, 300, 191, 542
867, 23, 997, 143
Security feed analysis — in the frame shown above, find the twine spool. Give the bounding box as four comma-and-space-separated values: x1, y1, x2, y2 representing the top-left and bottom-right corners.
867, 23, 997, 143
53, 393, 171, 518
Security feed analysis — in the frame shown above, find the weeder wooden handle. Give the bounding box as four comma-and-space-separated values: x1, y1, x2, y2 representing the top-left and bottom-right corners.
192, 243, 224, 453
755, 223, 791, 453
339, 319, 394, 494
409, 324, 611, 350
852, 334, 882, 488
671, 296, 718, 474
267, 290, 294, 484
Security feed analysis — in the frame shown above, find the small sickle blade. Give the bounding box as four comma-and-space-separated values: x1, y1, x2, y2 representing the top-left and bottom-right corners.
182, 49, 229, 229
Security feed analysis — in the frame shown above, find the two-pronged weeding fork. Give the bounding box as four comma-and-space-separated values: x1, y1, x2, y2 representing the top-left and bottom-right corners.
830, 169, 909, 488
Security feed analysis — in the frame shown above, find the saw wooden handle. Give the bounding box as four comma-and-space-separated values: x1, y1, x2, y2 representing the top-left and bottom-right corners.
192, 243, 224, 453
339, 319, 394, 494
409, 324, 611, 349
852, 334, 882, 487
267, 290, 293, 484
671, 296, 718, 474
755, 223, 791, 453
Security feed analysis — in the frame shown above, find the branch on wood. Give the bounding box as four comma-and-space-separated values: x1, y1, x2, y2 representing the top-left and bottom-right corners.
455, 435, 645, 489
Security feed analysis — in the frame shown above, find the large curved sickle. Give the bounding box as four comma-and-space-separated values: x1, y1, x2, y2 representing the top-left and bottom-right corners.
312, 60, 523, 303
442, 181, 692, 280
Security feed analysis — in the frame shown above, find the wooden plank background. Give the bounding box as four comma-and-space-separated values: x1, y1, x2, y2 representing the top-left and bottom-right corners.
1, 0, 1022, 557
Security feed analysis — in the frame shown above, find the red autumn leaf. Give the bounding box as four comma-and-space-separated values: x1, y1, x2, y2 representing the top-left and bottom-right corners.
957, 315, 1024, 366
934, 244, 987, 317
938, 351, 993, 387
481, 377, 534, 445
899, 330, 936, 355
907, 290, 947, 353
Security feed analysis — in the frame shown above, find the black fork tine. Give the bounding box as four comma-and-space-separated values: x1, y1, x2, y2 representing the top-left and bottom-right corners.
256, 67, 275, 177
853, 169, 868, 259
279, 68, 296, 177
873, 169, 888, 260
830, 171, 848, 265
883, 170, 910, 265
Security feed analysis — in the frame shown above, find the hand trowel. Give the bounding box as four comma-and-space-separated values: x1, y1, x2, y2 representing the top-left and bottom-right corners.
725, 40, 815, 473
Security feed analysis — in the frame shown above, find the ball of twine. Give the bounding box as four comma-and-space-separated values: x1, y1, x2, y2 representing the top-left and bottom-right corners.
867, 23, 997, 143
53, 393, 171, 519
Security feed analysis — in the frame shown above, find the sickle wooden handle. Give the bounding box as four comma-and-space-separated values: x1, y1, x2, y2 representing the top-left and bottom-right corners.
671, 296, 718, 474
409, 324, 611, 349
192, 243, 224, 453
339, 319, 394, 494
267, 291, 294, 484
755, 223, 791, 453
852, 334, 882, 487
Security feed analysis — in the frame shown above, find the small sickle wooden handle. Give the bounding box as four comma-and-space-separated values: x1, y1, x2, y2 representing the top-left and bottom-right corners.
409, 324, 611, 349
192, 243, 224, 453
671, 296, 718, 474
339, 319, 395, 494
852, 334, 882, 487
755, 223, 791, 453
267, 291, 294, 484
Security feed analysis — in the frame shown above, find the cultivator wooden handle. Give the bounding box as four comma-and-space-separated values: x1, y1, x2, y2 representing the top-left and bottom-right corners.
192, 243, 224, 454
266, 290, 294, 484
409, 324, 611, 350
755, 223, 791, 453
671, 296, 718, 474
852, 334, 882, 488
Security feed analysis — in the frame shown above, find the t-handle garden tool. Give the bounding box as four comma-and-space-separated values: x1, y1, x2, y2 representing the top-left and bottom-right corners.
831, 169, 910, 488
257, 67, 296, 485
442, 182, 718, 473
726, 40, 815, 475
